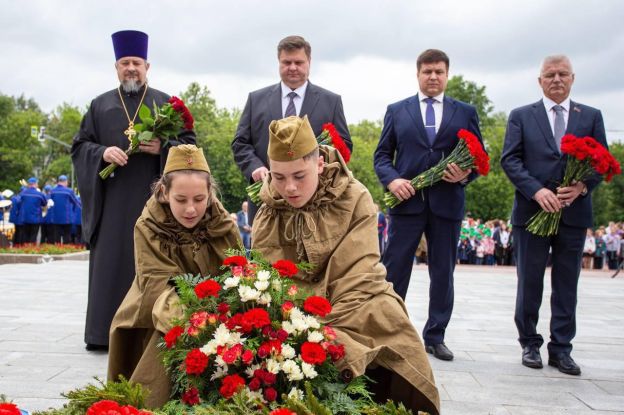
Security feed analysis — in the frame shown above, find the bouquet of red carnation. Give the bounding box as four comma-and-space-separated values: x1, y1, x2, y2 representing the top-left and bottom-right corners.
527, 134, 621, 236
160, 251, 347, 409
383, 129, 489, 208
0, 402, 21, 415
99, 96, 195, 179
86, 400, 152, 415
246, 122, 350, 205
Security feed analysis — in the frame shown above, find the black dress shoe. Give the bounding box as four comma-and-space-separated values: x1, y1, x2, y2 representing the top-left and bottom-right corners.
86, 343, 109, 352
521, 346, 543, 369
548, 352, 581, 375
425, 343, 454, 361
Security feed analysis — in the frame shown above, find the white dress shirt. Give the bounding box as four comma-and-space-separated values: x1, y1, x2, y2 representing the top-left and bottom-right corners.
281, 81, 308, 117
418, 90, 444, 133
542, 96, 570, 135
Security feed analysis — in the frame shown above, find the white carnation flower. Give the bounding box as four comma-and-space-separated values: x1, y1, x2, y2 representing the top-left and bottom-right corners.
200, 339, 218, 355
271, 278, 282, 291
305, 315, 320, 329
238, 285, 261, 302
307, 330, 324, 343
291, 317, 309, 333
290, 307, 305, 321
257, 270, 271, 281
257, 292, 272, 305
215, 355, 228, 368
213, 324, 232, 346
301, 362, 318, 379
245, 363, 261, 378
254, 280, 270, 291
288, 387, 304, 401
281, 344, 296, 359
210, 366, 228, 380
288, 367, 304, 381
266, 358, 281, 374
282, 321, 295, 334
223, 276, 241, 289
246, 389, 265, 403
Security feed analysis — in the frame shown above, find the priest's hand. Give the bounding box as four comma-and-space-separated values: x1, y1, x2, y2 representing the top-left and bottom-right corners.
139, 138, 161, 155
103, 146, 128, 166
252, 166, 269, 182
443, 163, 471, 183
388, 178, 415, 201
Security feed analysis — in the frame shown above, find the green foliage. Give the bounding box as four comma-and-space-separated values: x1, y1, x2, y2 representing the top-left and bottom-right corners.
446, 75, 495, 129
592, 141, 624, 225
348, 121, 384, 205
180, 82, 246, 213
32, 376, 149, 415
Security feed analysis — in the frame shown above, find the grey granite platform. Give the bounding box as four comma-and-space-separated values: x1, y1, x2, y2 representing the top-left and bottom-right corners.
0, 261, 622, 414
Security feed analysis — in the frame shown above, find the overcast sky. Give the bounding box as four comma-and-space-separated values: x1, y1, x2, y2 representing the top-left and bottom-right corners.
1, 0, 622, 141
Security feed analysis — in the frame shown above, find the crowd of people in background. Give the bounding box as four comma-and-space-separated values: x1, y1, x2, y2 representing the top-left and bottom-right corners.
0, 174, 83, 247
375, 209, 623, 272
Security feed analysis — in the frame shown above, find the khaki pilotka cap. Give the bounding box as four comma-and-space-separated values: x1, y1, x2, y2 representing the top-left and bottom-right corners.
268, 115, 318, 161
163, 144, 211, 174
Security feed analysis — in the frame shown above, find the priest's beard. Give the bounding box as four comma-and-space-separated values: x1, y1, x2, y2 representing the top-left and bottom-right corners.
120, 79, 144, 93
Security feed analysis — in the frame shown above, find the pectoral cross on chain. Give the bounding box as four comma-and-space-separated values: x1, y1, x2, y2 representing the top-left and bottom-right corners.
124, 122, 137, 141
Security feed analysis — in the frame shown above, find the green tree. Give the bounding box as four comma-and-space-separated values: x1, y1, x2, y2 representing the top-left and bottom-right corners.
348, 120, 384, 204
180, 83, 246, 213
41, 103, 83, 184
592, 142, 624, 225
0, 93, 46, 192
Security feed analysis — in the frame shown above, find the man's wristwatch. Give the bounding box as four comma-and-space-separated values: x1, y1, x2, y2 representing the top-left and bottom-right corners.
580, 183, 588, 196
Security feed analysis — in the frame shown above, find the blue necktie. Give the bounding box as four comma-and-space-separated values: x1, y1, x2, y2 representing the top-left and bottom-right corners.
553, 105, 565, 152
424, 97, 436, 145
284, 92, 297, 117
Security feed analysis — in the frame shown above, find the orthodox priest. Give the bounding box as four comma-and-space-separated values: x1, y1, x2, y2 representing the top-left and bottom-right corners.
72, 30, 196, 351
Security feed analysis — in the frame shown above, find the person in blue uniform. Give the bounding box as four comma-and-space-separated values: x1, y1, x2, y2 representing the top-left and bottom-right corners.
17, 178, 47, 244
9, 189, 23, 245
71, 195, 83, 246
50, 175, 81, 244
41, 184, 54, 244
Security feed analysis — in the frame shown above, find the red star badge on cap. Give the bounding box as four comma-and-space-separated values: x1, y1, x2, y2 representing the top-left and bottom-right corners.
186, 157, 193, 166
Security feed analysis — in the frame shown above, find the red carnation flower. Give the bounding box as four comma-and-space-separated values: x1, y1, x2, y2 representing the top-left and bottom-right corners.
223, 255, 248, 267
327, 343, 346, 362
264, 387, 278, 402
242, 349, 254, 364
248, 377, 261, 391
0, 403, 20, 415
300, 341, 327, 365
458, 128, 490, 176
185, 348, 209, 375
270, 410, 297, 415
272, 259, 298, 277
164, 325, 184, 348
194, 279, 221, 299
303, 296, 332, 317
86, 400, 151, 415
217, 302, 230, 314
242, 308, 271, 331
219, 374, 246, 399
181, 387, 200, 406
322, 122, 351, 163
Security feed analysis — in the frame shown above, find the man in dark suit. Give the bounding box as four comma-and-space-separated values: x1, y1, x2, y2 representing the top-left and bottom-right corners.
501, 55, 607, 375
232, 35, 351, 224
374, 49, 484, 361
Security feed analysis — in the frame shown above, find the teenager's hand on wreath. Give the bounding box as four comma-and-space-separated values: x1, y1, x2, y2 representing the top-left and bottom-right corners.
533, 188, 562, 213
388, 178, 416, 201
252, 166, 269, 182
442, 163, 471, 183
139, 138, 161, 155
103, 146, 128, 166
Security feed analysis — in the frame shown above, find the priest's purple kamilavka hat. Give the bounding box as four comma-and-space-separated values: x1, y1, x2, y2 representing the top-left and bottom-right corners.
111, 30, 148, 60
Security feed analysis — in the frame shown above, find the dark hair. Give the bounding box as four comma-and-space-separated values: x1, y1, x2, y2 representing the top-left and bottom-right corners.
277, 36, 311, 60
152, 170, 217, 204
417, 49, 449, 71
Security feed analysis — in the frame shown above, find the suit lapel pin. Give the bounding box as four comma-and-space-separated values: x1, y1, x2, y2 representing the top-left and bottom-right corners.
573, 106, 581, 113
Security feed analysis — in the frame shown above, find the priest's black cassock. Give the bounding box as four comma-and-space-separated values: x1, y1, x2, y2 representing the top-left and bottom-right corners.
72, 85, 195, 347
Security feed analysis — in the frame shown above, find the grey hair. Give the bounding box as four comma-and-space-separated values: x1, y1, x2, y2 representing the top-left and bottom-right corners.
540, 55, 574, 74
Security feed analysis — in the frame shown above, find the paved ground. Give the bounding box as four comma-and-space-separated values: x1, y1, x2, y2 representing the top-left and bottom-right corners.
0, 259, 623, 414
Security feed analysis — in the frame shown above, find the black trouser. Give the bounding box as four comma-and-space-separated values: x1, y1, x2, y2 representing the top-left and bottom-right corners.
12, 225, 23, 245
53, 224, 72, 244
21, 224, 40, 244
41, 224, 54, 244
593, 256, 603, 269
514, 224, 585, 354
607, 251, 619, 270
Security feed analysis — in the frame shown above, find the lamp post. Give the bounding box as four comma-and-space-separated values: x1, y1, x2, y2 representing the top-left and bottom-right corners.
37, 127, 75, 188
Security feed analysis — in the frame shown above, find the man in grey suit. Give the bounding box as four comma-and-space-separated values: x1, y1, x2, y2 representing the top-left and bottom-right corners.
501, 55, 608, 375
232, 35, 352, 224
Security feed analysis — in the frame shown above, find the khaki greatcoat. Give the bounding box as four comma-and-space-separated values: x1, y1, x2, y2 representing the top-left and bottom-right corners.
108, 195, 241, 408
252, 146, 440, 415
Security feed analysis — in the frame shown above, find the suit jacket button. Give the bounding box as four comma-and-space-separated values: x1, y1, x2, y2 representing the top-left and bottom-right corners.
311, 277, 320, 283
429, 148, 433, 153
341, 369, 353, 382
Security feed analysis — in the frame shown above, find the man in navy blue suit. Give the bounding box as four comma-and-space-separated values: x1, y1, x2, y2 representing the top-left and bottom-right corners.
501, 55, 607, 375
374, 49, 484, 361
